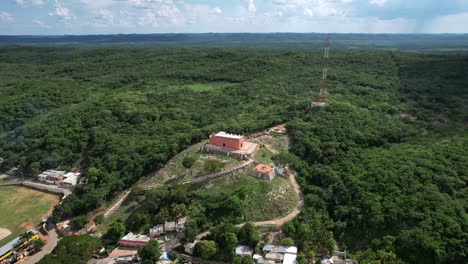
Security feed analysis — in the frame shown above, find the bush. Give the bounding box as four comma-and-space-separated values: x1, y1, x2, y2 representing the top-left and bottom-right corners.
70, 215, 88, 231
94, 214, 104, 225
182, 156, 197, 168
281, 237, 295, 247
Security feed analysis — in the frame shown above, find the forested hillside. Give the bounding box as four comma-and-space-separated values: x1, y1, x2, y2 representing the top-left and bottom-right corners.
0, 46, 466, 263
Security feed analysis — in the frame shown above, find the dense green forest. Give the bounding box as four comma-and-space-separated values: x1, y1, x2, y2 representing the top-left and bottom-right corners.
1, 33, 468, 52
0, 45, 466, 263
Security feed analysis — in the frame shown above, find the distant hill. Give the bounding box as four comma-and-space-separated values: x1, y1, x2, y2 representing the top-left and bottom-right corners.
1, 33, 468, 51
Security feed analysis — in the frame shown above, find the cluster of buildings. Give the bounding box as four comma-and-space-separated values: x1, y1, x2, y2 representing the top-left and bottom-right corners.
235, 244, 298, 264
149, 217, 186, 238
0, 230, 40, 264
119, 217, 186, 248
37, 169, 83, 187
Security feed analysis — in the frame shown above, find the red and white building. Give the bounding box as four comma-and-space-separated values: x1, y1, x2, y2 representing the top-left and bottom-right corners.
209, 132, 245, 150
119, 233, 150, 248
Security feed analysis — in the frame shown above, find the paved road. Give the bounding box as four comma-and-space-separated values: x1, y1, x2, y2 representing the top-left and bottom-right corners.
22, 229, 59, 264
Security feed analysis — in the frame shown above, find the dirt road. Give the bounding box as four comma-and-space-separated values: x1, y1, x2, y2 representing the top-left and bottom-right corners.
104, 190, 131, 218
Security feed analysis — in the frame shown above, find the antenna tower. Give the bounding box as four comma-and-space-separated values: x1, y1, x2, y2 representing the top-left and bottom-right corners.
311, 36, 330, 107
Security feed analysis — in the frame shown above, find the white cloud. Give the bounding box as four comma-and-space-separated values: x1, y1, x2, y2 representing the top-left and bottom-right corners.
94, 9, 115, 26
370, 0, 387, 6
210, 7, 222, 15
48, 1, 75, 21
425, 12, 468, 33
14, 0, 45, 6
247, 0, 256, 13
0, 11, 14, 22
32, 19, 50, 28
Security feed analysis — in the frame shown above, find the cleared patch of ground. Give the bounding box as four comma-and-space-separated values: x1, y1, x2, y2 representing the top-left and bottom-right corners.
0, 228, 11, 240
0, 186, 60, 247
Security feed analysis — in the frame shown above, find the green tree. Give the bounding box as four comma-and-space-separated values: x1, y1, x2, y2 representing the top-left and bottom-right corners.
197, 240, 218, 259
138, 240, 162, 264
238, 222, 260, 248
182, 156, 196, 168
38, 235, 101, 264
70, 215, 88, 231
184, 219, 198, 242
203, 159, 224, 174
32, 239, 46, 252
281, 237, 295, 247
105, 219, 126, 245
94, 214, 105, 225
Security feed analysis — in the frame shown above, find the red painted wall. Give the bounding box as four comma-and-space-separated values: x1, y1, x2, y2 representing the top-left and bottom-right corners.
209, 132, 245, 150
119, 240, 148, 247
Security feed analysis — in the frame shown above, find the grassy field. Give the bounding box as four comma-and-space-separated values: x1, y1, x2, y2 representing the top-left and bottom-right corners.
140, 141, 244, 188
200, 171, 298, 222
0, 186, 60, 246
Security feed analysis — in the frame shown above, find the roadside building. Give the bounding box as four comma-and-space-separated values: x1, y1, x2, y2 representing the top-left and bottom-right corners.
149, 225, 165, 238
164, 221, 176, 232
251, 163, 275, 181
209, 132, 245, 150
235, 245, 253, 258
62, 172, 80, 186
265, 252, 284, 263
0, 230, 39, 263
283, 253, 297, 264
184, 240, 199, 255
37, 170, 65, 185
277, 246, 298, 254
175, 216, 186, 232
119, 233, 150, 248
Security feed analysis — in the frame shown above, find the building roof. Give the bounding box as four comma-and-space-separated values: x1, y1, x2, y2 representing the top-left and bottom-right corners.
265, 252, 284, 261
0, 229, 38, 257
254, 164, 273, 174
278, 246, 298, 254
283, 253, 297, 264
184, 240, 200, 249
235, 245, 253, 256
263, 244, 275, 252
62, 174, 79, 185
120, 233, 150, 243
214, 131, 243, 139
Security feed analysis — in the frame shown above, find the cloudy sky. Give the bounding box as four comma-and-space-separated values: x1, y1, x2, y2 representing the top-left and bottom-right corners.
0, 0, 467, 35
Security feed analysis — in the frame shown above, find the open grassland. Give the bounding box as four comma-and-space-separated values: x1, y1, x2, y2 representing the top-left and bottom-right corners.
200, 171, 298, 222
0, 186, 60, 247
139, 141, 244, 188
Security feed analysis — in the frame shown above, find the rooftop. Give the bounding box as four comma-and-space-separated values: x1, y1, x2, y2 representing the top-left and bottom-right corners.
0, 229, 38, 257
214, 131, 243, 139
235, 245, 253, 256
120, 233, 150, 243
254, 163, 274, 174
283, 253, 297, 264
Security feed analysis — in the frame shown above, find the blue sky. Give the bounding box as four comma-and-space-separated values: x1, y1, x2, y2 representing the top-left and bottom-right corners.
0, 0, 467, 35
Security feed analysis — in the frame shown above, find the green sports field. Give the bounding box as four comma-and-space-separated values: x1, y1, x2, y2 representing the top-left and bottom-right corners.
0, 186, 60, 247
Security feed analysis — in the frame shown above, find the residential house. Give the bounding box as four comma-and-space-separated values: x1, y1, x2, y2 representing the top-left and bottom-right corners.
119, 233, 150, 248
235, 245, 254, 258
184, 240, 199, 255
149, 224, 165, 238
